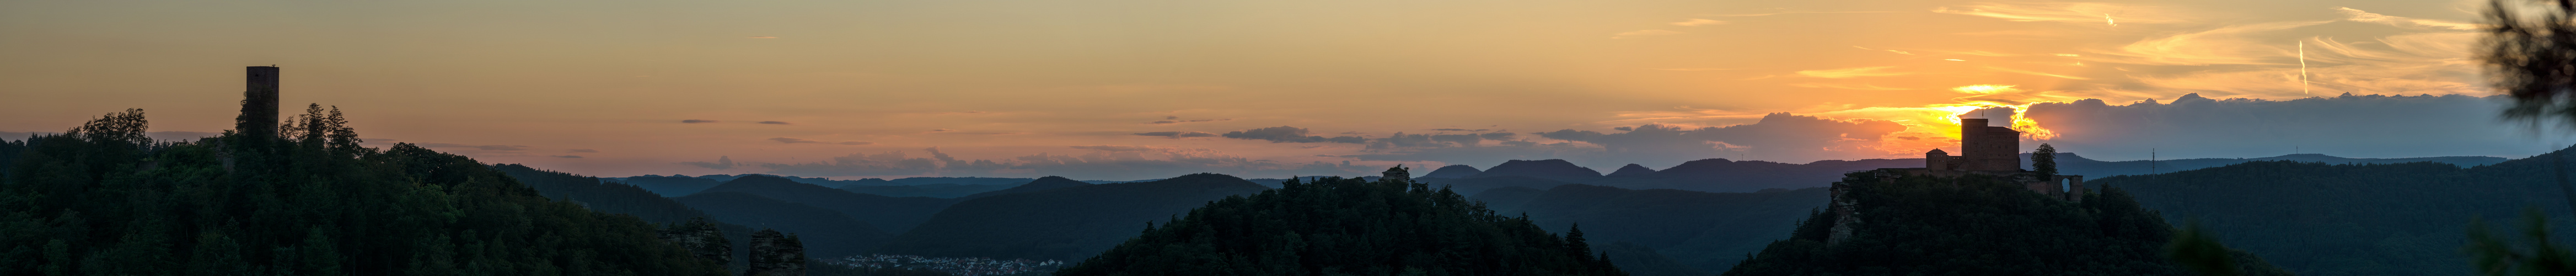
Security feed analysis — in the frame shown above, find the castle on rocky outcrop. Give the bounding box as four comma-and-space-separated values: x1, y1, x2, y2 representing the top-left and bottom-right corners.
1823, 117, 2086, 245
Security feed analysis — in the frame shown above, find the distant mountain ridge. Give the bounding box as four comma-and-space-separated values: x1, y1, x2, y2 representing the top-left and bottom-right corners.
1421, 164, 1485, 178
1410, 153, 2509, 193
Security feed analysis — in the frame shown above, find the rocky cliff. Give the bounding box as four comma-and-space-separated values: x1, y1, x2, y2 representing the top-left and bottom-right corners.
747, 229, 807, 276
659, 218, 733, 267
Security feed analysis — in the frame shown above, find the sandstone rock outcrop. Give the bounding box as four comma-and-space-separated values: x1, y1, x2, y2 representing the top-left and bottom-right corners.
747, 229, 807, 276
658, 217, 731, 267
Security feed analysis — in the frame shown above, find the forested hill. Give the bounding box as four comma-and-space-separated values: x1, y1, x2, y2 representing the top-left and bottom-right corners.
490, 164, 766, 270
877, 173, 1270, 261
1725, 172, 2289, 275
1472, 184, 1826, 274
2102, 148, 2576, 275
0, 109, 723, 275
1057, 174, 1628, 275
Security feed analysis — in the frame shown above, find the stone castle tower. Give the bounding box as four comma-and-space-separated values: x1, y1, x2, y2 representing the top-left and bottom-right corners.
1925, 118, 2021, 172
236, 66, 281, 138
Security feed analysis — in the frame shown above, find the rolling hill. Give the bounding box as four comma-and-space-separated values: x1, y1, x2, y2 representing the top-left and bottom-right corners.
877, 173, 1272, 261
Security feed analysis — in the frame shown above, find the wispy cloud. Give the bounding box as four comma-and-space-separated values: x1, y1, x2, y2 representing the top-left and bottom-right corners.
567, 148, 599, 153
1652, 68, 1738, 71
1931, 3, 2182, 25
551, 155, 584, 158
1705, 11, 1898, 17
2333, 7, 2478, 30
771, 137, 873, 145
1151, 118, 1233, 124
681, 119, 720, 124
1070, 145, 1164, 152
1669, 19, 1727, 26
1135, 131, 1220, 138
1796, 66, 1909, 78
748, 36, 779, 39
1984, 66, 2091, 79
1789, 83, 1912, 90
758, 121, 792, 125
1613, 30, 1684, 39
2089, 20, 2334, 66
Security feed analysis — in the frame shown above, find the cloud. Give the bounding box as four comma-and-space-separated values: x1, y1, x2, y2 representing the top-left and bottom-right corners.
1931, 3, 2182, 25
1333, 113, 1908, 169
681, 119, 720, 124
551, 155, 584, 158
2333, 7, 2478, 30
1652, 68, 1737, 71
1669, 19, 1727, 26
711, 147, 1382, 180
1532, 113, 1907, 164
1796, 66, 1908, 78
772, 137, 871, 145
1221, 126, 1367, 144
1070, 145, 1162, 152
2022, 93, 2573, 161
1134, 131, 1219, 138
760, 151, 943, 176
1151, 118, 1232, 124
758, 121, 792, 125
930, 129, 952, 132
1706, 11, 1898, 17
680, 156, 738, 169
1983, 66, 2090, 79
418, 143, 530, 151
2088, 20, 2333, 66
1613, 30, 1684, 39
1789, 83, 1912, 90
748, 36, 779, 39
567, 148, 599, 153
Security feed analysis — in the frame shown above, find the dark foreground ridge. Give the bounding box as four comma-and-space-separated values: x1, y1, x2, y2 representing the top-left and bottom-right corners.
0, 108, 728, 275
1723, 171, 2289, 275
1058, 167, 1627, 275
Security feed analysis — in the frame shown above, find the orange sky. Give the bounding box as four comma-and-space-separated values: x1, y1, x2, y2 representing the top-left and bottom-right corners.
1, 0, 2558, 179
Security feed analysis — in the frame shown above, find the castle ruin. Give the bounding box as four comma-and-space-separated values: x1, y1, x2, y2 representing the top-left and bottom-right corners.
1824, 116, 2085, 244
237, 66, 281, 139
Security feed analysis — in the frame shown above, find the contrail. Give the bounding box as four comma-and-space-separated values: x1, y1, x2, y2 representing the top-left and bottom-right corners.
2298, 40, 2309, 95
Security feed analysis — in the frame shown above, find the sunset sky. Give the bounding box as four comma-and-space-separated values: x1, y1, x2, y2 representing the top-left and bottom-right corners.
6, 0, 2572, 180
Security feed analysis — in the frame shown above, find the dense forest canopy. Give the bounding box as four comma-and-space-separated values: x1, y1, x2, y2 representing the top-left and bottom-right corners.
0, 108, 724, 275
2105, 156, 2576, 275
1058, 173, 1627, 275
1724, 172, 2288, 275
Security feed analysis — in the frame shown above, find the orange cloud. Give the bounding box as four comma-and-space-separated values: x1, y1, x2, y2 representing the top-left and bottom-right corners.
1795, 66, 1908, 78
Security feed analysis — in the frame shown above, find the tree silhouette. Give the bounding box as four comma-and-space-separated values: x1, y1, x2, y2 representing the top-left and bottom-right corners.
2471, 0, 2576, 274
2032, 144, 2058, 178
